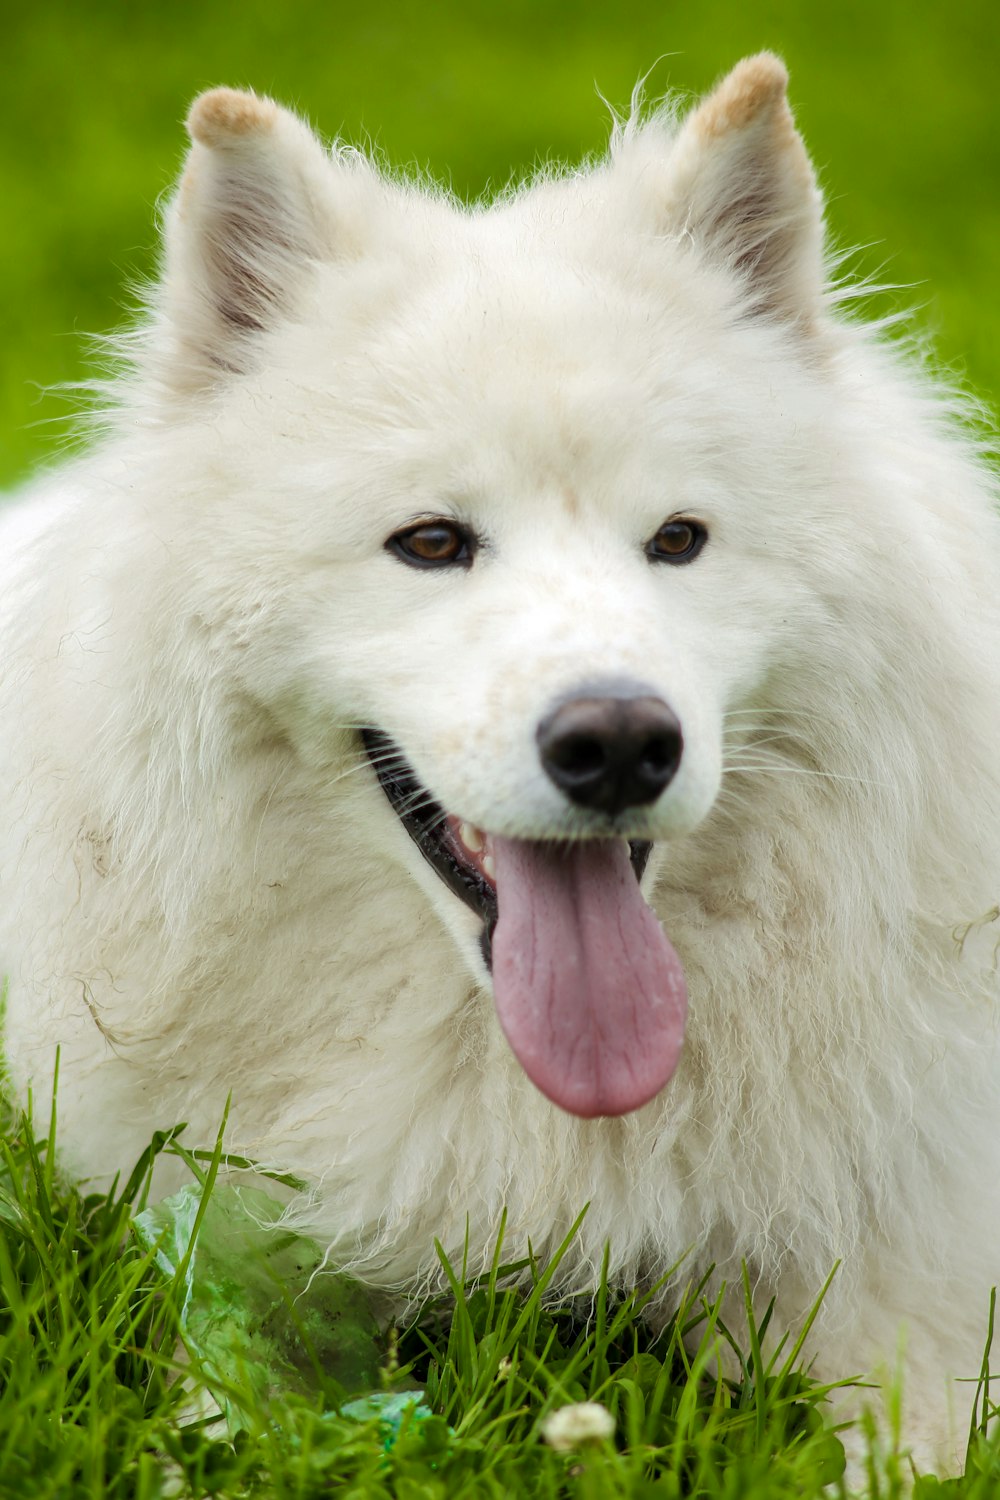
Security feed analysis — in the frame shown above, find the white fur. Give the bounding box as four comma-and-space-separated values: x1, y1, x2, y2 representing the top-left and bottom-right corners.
3, 56, 999, 1464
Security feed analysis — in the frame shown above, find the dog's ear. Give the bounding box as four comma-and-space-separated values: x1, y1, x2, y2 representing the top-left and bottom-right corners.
655, 54, 824, 330
157, 88, 363, 391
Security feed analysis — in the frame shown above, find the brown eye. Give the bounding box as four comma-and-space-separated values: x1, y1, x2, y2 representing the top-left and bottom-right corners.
387, 521, 475, 569
646, 518, 708, 565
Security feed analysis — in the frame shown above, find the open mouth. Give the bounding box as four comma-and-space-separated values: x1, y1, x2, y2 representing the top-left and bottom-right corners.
361, 727, 652, 967
361, 727, 687, 1119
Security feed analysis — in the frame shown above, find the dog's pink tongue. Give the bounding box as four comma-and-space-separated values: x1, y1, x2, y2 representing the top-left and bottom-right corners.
491, 838, 687, 1118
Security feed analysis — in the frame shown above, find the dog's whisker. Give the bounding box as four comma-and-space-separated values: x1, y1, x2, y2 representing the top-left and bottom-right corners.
320, 757, 393, 792
721, 730, 813, 752
397, 790, 444, 822
722, 707, 821, 721
722, 760, 891, 788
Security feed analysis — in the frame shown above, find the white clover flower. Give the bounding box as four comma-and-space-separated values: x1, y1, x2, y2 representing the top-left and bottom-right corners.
541, 1401, 616, 1452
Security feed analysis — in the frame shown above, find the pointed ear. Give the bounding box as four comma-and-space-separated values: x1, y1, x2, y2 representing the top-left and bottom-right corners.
158, 88, 357, 391
658, 54, 825, 330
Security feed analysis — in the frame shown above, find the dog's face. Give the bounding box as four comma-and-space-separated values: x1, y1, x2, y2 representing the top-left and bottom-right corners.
151, 58, 841, 1118
298, 251, 771, 841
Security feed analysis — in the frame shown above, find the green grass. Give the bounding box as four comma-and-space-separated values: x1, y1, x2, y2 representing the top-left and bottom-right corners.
1, 1079, 999, 1498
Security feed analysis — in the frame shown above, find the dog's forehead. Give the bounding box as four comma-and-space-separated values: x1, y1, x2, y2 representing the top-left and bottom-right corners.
408, 219, 699, 353
315, 230, 725, 438
272, 187, 837, 534
307, 171, 714, 367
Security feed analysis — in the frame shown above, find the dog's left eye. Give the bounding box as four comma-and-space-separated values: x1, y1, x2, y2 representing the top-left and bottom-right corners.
646, 518, 708, 565
387, 521, 475, 569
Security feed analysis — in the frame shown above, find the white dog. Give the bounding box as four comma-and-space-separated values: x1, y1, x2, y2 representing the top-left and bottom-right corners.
3, 54, 999, 1462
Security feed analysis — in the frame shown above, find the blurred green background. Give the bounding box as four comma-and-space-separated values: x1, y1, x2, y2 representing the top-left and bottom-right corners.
3, 0, 997, 487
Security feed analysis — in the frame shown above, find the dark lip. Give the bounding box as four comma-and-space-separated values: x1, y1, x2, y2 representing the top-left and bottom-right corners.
361, 728, 652, 970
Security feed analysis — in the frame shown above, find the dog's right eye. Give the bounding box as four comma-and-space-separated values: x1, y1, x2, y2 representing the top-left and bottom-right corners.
387, 521, 475, 569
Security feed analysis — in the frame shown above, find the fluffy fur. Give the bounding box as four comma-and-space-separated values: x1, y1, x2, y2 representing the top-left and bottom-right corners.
3, 54, 999, 1463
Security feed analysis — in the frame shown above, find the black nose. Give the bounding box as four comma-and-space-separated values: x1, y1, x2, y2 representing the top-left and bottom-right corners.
537, 690, 683, 816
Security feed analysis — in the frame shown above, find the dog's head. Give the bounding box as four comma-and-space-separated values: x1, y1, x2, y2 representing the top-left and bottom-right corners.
142, 57, 863, 1119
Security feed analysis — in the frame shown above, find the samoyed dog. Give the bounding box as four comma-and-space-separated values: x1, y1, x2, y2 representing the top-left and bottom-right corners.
2, 53, 999, 1459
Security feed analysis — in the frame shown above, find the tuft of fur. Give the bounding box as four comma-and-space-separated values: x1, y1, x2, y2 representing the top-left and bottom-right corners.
2, 58, 999, 1469
186, 87, 281, 146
